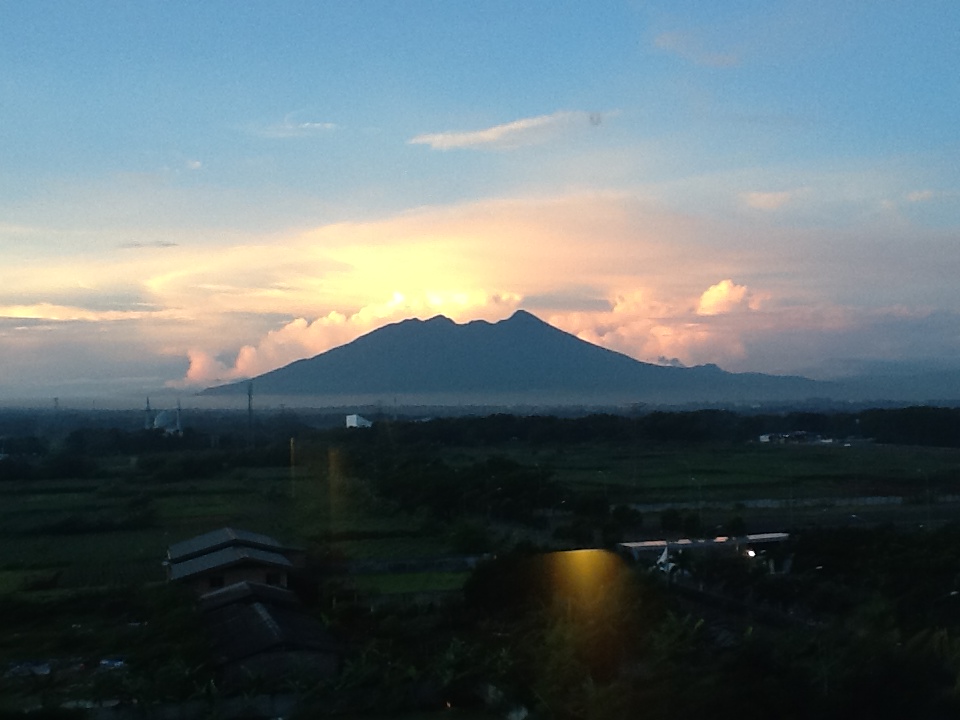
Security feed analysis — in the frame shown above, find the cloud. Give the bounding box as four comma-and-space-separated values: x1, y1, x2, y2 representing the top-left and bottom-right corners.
538, 288, 754, 371
696, 279, 760, 316
408, 110, 604, 150
119, 240, 179, 249
654, 32, 739, 67
523, 289, 612, 313
177, 290, 522, 387
741, 190, 795, 210
152, 190, 955, 385
0, 302, 145, 323
903, 189, 955, 203
254, 113, 339, 138
7, 185, 958, 393
0, 314, 189, 398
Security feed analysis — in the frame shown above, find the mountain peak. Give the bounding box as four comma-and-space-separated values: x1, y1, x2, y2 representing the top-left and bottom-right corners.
202, 310, 823, 403
504, 309, 541, 323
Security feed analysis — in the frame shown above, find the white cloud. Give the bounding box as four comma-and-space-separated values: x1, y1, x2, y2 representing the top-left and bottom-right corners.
255, 113, 339, 138
408, 110, 604, 151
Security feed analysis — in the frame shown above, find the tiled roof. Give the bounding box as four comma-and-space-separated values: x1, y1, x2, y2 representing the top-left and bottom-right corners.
204, 601, 337, 666
198, 581, 299, 612
167, 527, 286, 562
168, 545, 292, 581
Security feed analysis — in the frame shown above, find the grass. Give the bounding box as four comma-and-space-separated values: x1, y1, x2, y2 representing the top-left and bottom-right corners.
0, 462, 447, 597
485, 442, 960, 501
3, 442, 959, 597
349, 572, 469, 595
1, 437, 959, 711
332, 536, 453, 560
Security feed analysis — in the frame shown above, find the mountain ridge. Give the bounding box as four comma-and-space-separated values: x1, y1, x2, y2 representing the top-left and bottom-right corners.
201, 310, 826, 405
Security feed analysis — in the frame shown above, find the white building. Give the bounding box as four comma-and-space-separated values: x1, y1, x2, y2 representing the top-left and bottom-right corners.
345, 414, 372, 429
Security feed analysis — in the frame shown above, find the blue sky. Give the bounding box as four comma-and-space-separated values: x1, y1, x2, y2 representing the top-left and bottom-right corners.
1, 2, 958, 402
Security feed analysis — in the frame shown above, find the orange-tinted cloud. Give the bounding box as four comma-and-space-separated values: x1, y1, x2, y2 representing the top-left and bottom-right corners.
696, 279, 761, 316
177, 290, 524, 386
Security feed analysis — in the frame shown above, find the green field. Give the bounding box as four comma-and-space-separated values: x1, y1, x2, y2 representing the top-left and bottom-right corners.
4, 424, 960, 714
0, 466, 448, 600
349, 571, 469, 595
4, 440, 959, 598
444, 441, 960, 502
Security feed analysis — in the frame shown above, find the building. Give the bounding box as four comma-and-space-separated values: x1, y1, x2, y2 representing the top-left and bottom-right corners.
619, 532, 792, 573
165, 527, 302, 595
198, 581, 339, 689
345, 414, 372, 428
164, 529, 338, 689
144, 397, 183, 435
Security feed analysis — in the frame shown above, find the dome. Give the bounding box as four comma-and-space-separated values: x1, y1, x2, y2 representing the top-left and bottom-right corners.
153, 410, 179, 432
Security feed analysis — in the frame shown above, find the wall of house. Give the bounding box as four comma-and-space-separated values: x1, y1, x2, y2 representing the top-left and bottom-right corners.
187, 565, 288, 594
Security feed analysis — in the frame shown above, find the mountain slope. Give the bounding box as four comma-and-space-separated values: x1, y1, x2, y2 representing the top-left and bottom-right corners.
201, 310, 826, 403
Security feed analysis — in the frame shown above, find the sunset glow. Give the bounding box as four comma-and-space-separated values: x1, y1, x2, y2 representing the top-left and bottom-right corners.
1, 3, 958, 400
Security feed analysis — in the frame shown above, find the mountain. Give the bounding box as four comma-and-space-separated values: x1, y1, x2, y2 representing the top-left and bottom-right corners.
201, 310, 828, 405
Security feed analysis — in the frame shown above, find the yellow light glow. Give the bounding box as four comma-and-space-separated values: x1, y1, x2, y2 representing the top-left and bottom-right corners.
545, 549, 626, 606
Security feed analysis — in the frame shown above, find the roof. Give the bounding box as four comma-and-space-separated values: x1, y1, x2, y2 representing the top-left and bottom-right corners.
168, 545, 292, 581
167, 527, 287, 562
204, 601, 337, 666
198, 581, 300, 613
620, 532, 790, 554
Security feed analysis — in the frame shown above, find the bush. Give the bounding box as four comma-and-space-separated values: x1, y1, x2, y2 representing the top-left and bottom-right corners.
660, 508, 681, 533
449, 521, 494, 554
682, 512, 703, 538
611, 504, 643, 530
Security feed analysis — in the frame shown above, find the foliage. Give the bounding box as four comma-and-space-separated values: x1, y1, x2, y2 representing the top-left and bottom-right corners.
659, 508, 682, 532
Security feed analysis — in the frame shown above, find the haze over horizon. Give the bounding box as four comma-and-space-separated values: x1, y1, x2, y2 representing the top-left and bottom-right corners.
2, 3, 959, 401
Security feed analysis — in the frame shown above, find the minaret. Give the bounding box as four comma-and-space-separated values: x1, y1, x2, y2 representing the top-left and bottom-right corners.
175, 399, 183, 436
144, 397, 153, 430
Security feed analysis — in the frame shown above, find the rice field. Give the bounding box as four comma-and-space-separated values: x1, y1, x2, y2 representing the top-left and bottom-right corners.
3, 439, 959, 599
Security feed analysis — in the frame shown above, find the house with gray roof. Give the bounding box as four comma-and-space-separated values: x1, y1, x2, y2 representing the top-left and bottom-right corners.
165, 527, 302, 595
202, 590, 339, 688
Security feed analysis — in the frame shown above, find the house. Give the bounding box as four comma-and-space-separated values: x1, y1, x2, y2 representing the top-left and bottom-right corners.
198, 581, 339, 688
165, 531, 338, 689
165, 527, 302, 595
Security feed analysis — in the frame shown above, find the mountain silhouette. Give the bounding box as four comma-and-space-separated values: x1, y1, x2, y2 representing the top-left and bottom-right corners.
201, 310, 826, 404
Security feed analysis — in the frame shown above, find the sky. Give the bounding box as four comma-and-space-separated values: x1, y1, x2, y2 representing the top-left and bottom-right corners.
1, 1, 959, 403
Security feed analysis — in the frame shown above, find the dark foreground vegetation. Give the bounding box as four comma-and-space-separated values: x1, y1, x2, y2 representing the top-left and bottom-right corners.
2, 405, 960, 718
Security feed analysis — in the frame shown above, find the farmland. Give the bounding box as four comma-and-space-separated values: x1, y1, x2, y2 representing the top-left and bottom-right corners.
2, 406, 960, 717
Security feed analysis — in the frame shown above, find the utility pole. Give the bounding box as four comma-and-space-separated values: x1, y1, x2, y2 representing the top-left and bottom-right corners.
247, 381, 254, 449
290, 437, 296, 498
